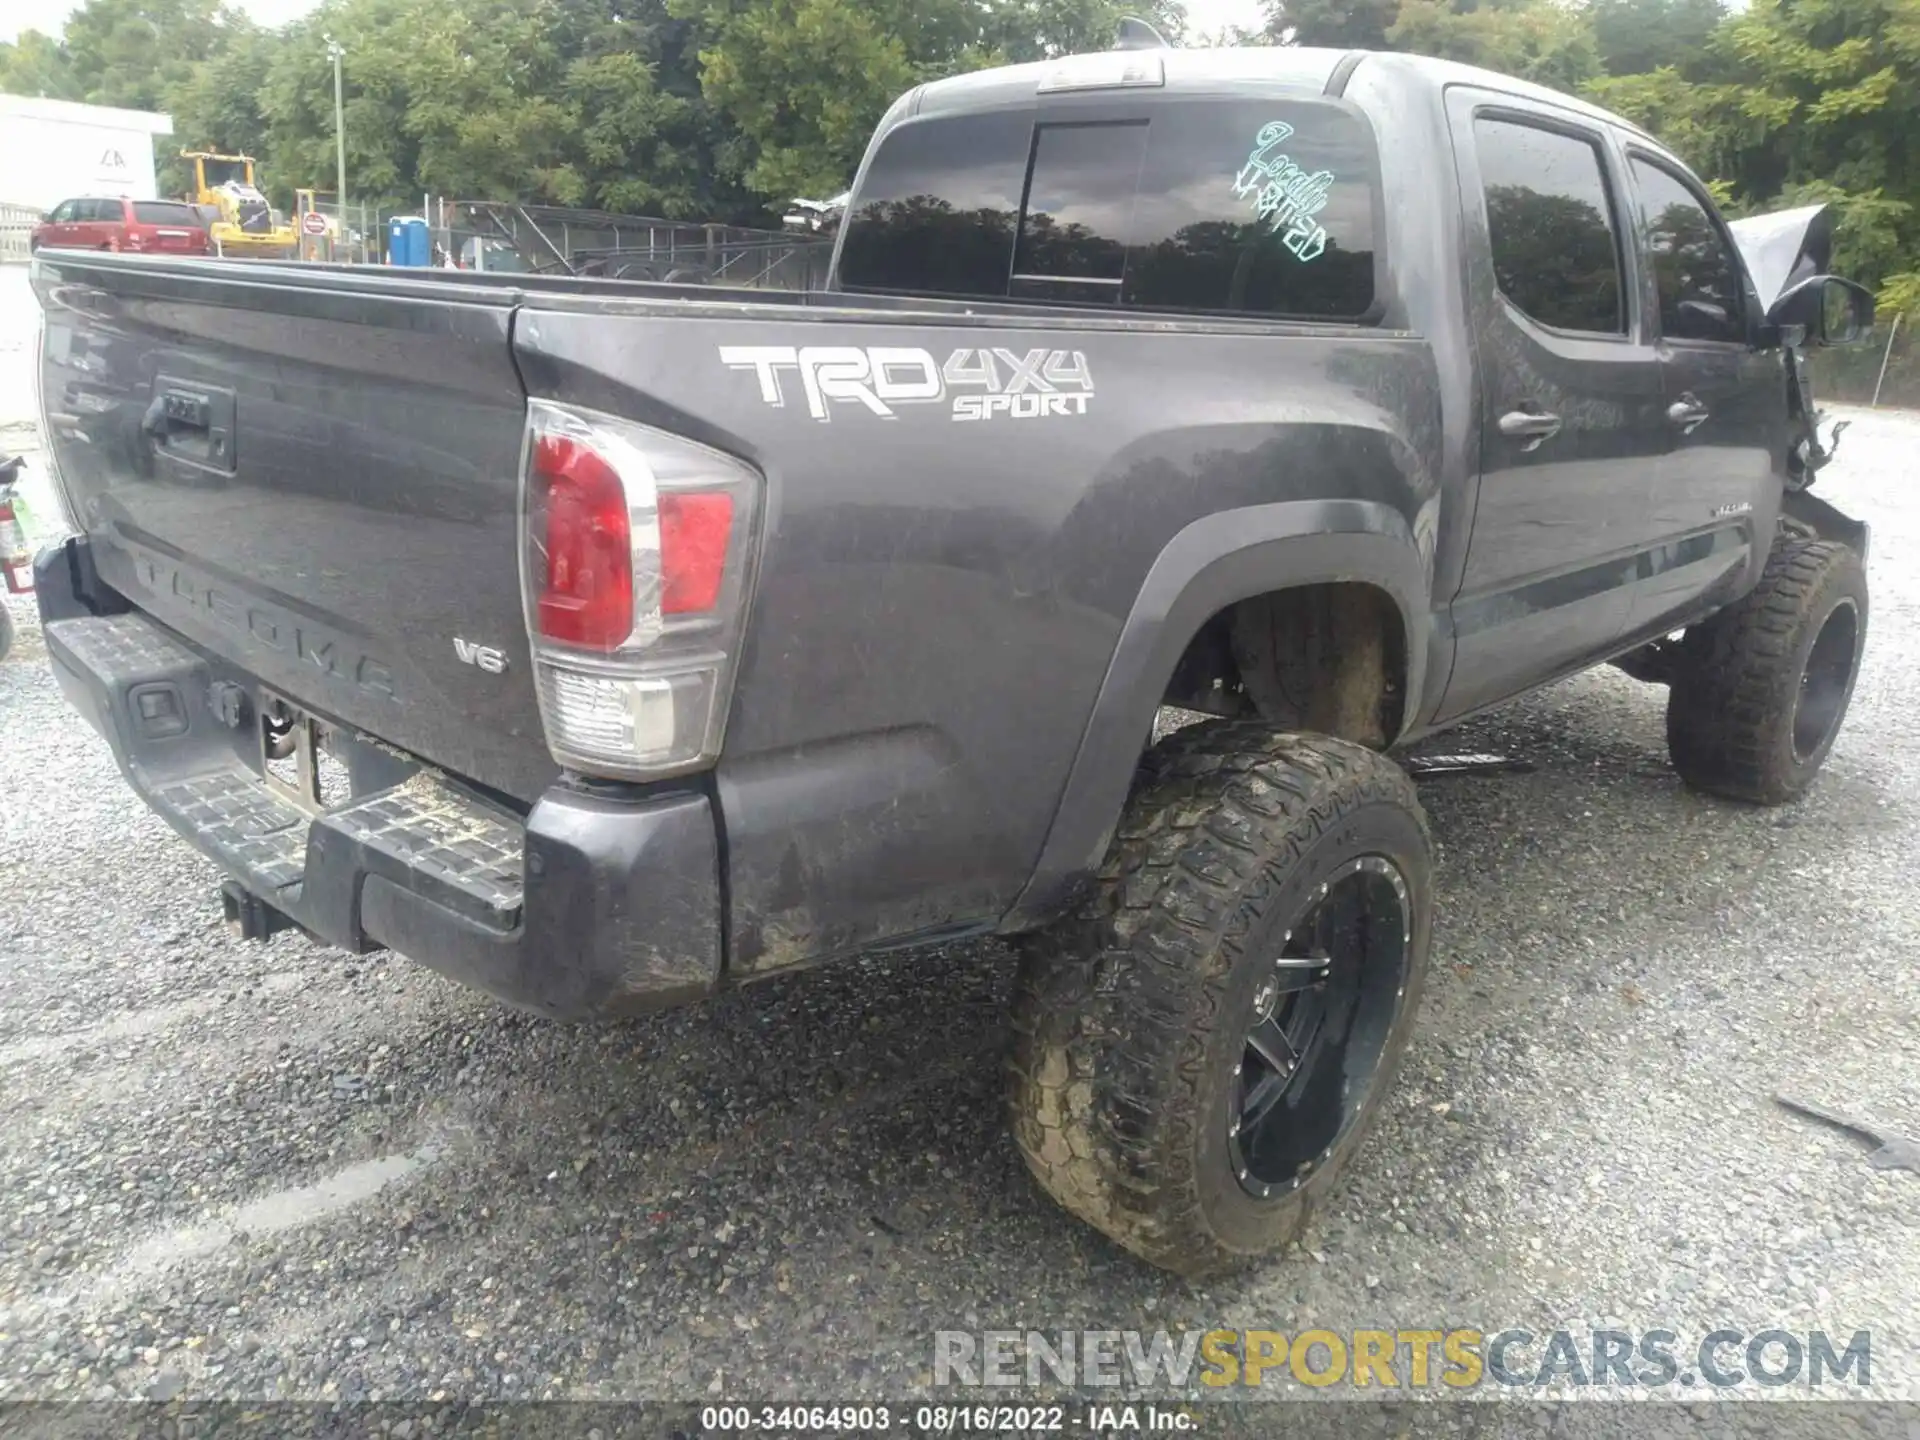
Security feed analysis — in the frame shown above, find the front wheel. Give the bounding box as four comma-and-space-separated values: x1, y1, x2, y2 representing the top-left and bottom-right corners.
1666, 538, 1867, 804
1007, 723, 1432, 1276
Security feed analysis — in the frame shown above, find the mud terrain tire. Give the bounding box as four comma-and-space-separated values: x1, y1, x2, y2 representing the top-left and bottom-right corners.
1007, 722, 1432, 1276
1667, 538, 1867, 804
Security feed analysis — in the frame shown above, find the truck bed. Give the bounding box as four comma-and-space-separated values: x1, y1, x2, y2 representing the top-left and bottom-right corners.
34, 249, 1437, 977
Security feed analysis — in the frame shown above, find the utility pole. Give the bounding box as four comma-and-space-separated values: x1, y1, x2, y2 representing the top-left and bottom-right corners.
325, 36, 347, 227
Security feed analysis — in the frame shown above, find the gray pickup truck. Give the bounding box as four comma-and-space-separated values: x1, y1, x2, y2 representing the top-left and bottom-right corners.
30, 42, 1874, 1275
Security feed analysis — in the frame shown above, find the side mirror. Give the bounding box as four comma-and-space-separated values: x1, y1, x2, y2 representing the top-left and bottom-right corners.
1768, 274, 1876, 347
1819, 277, 1874, 345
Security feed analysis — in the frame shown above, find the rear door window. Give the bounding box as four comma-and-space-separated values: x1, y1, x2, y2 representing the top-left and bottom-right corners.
134, 201, 203, 226
1471, 117, 1625, 334
837, 98, 1381, 321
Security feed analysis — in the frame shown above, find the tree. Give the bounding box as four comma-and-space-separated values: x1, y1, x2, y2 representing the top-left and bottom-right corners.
1588, 0, 1724, 77
1588, 0, 1920, 292
1261, 0, 1399, 48
62, 0, 221, 110
671, 0, 1184, 201
0, 30, 81, 99
669, 0, 922, 199
1387, 0, 1601, 91
165, 16, 278, 185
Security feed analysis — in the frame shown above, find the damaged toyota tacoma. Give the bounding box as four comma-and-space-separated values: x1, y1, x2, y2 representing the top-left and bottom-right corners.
29, 43, 1876, 1274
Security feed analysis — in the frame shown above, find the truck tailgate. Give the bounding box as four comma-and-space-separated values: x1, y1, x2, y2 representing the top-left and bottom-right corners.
34, 255, 553, 802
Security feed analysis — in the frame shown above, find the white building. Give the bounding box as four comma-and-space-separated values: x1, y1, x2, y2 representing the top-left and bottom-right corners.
0, 94, 173, 212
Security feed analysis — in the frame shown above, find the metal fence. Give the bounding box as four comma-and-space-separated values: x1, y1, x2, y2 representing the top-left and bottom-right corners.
0, 202, 40, 264
285, 196, 378, 266
439, 200, 832, 290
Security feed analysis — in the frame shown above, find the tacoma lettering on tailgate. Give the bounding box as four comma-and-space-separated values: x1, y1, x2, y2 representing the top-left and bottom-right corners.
122, 541, 401, 701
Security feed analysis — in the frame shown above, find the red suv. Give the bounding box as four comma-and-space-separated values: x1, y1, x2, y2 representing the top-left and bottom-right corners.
31, 197, 211, 255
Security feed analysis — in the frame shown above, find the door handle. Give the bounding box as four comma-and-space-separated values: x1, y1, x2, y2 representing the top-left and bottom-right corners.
1498, 407, 1563, 452
1667, 394, 1711, 435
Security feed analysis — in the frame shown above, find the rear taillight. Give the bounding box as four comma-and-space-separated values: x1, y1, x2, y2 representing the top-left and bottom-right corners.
520, 400, 760, 779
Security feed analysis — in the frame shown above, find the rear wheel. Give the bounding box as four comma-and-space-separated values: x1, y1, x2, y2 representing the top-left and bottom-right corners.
1666, 537, 1867, 804
1007, 722, 1432, 1276
0, 604, 13, 663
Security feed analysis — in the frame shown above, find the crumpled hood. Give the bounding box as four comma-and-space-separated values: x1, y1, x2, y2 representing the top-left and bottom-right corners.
1729, 203, 1834, 312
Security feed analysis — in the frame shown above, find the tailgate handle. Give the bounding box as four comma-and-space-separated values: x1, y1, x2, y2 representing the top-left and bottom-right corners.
144, 382, 236, 471
143, 389, 211, 437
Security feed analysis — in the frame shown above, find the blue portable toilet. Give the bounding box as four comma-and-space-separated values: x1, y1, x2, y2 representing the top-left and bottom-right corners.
387, 215, 430, 266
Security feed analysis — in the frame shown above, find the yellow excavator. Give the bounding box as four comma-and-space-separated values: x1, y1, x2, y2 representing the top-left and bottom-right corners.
180, 150, 297, 258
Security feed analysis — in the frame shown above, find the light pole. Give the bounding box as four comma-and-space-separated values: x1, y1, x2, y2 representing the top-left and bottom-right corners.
325, 37, 347, 233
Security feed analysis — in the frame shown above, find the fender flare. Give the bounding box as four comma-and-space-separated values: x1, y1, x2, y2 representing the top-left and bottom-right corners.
1005, 498, 1432, 928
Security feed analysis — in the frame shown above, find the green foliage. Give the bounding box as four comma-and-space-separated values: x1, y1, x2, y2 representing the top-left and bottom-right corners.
1588, 0, 1724, 77
1261, 0, 1399, 47
1878, 271, 1920, 319
669, 0, 1184, 201
63, 0, 222, 111
670, 0, 921, 199
1386, 0, 1601, 90
0, 30, 81, 99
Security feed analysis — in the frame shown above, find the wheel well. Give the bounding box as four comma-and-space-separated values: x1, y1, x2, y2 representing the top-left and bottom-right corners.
1160, 582, 1407, 749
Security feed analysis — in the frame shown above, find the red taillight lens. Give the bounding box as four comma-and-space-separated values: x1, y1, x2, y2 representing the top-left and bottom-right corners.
531, 432, 633, 649
659, 492, 734, 615
520, 400, 761, 780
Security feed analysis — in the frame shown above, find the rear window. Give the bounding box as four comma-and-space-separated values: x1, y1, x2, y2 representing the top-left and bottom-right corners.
837, 98, 1380, 321
133, 202, 203, 226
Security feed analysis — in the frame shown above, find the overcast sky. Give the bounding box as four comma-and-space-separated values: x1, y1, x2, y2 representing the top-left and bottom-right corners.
5, 0, 1268, 50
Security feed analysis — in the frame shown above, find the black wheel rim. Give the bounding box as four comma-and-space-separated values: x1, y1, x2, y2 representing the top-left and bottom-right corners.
1792, 599, 1859, 763
1227, 855, 1411, 1199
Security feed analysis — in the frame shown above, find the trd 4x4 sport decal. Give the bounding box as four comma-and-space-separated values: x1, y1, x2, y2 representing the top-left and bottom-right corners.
719, 345, 1093, 422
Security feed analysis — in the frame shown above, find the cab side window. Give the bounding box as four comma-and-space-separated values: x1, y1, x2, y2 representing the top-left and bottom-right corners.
1630, 158, 1747, 344
49, 201, 76, 223
1472, 116, 1625, 335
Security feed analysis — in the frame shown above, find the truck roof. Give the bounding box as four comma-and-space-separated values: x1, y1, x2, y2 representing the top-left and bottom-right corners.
905, 44, 1657, 148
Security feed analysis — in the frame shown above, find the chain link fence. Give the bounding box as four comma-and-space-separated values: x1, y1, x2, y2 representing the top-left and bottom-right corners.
285, 196, 378, 266
435, 200, 831, 289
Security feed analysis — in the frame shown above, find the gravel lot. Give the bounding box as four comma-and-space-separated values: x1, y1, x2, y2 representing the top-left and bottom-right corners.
1, 264, 1916, 1414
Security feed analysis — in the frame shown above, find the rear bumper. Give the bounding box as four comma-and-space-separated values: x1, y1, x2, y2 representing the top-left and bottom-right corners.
35, 540, 723, 1020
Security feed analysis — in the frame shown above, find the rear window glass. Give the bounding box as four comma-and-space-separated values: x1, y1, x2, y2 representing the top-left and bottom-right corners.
133, 202, 203, 225
837, 98, 1380, 321
834, 110, 1031, 300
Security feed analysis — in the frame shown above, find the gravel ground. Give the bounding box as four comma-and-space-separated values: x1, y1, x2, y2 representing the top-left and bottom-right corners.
0, 263, 1916, 1417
